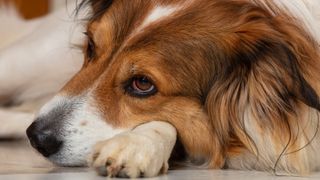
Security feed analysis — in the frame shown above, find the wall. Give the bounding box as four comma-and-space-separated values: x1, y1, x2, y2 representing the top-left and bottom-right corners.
0, 0, 49, 19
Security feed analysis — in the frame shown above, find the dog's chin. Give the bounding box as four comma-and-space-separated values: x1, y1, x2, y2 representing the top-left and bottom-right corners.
46, 128, 126, 167
47, 144, 91, 167
48, 153, 88, 167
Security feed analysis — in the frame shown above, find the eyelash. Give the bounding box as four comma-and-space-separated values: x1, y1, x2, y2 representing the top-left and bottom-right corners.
84, 32, 96, 60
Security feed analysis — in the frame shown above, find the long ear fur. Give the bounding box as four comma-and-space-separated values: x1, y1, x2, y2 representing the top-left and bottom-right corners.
205, 3, 320, 173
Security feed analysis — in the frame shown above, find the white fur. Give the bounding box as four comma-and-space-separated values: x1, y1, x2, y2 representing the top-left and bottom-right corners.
0, 2, 83, 107
121, 5, 179, 49
252, 0, 320, 44
273, 0, 320, 43
38, 94, 177, 172
37, 95, 67, 115
89, 121, 177, 178
227, 107, 320, 174
120, 1, 195, 48
142, 6, 177, 28
37, 95, 126, 166
134, 1, 194, 35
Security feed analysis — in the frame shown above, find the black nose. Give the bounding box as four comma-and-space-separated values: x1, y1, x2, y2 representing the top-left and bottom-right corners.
26, 121, 63, 157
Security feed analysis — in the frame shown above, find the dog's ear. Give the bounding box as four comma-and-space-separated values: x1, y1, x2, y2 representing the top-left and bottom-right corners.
205, 5, 320, 157
77, 0, 113, 20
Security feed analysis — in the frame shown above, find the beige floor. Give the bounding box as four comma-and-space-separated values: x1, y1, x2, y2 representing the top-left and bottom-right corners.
1, 140, 320, 180
0, 140, 83, 174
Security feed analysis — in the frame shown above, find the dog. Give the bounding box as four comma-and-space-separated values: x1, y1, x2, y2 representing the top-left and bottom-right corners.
1, 0, 320, 178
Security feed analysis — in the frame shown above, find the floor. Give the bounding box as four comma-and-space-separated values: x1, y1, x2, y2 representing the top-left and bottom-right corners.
1, 140, 320, 180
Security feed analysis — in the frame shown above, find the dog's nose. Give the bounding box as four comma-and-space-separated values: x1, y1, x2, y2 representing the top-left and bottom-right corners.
26, 121, 62, 157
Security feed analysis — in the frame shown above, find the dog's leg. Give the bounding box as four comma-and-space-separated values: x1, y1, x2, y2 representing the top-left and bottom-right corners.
0, 8, 84, 105
89, 121, 177, 178
0, 109, 34, 138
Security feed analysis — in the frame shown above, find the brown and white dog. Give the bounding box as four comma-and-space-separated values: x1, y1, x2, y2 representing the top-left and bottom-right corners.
1, 0, 320, 178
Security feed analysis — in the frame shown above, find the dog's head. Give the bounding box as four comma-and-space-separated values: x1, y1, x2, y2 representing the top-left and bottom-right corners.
27, 0, 320, 167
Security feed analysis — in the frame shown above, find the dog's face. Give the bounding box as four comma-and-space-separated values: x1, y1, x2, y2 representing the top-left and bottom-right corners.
26, 0, 320, 168
27, 0, 216, 166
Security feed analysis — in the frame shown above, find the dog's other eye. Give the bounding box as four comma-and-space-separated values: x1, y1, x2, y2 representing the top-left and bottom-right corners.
86, 38, 95, 60
84, 32, 96, 60
127, 76, 157, 97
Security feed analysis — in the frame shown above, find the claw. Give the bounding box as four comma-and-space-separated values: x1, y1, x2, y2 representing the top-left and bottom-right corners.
106, 158, 114, 167
96, 166, 108, 176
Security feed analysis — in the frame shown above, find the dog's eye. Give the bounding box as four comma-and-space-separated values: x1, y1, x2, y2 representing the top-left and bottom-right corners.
86, 38, 95, 60
127, 76, 157, 97
84, 32, 96, 60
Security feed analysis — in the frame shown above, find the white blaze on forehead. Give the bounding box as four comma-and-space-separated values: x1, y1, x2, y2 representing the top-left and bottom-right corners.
108, 4, 179, 61
141, 0, 198, 28
126, 5, 179, 40
141, 6, 178, 28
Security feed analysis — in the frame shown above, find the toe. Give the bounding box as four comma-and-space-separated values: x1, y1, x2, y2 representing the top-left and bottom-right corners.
96, 166, 108, 176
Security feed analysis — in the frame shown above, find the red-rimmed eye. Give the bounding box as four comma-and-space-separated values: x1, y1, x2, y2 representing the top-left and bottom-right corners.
127, 76, 157, 97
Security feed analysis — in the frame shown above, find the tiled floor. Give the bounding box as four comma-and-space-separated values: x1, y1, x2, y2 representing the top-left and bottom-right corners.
1, 140, 320, 180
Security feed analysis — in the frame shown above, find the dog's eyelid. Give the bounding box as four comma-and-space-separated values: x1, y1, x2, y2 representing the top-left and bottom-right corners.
83, 31, 92, 37
122, 75, 158, 98
83, 31, 96, 61
83, 31, 95, 42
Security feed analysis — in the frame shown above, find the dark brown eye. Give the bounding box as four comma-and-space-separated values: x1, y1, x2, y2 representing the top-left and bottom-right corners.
84, 32, 95, 60
86, 38, 95, 60
127, 76, 157, 97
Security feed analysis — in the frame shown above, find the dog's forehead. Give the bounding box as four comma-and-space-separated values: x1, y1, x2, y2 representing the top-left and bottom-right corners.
87, 0, 195, 49
81, 0, 216, 95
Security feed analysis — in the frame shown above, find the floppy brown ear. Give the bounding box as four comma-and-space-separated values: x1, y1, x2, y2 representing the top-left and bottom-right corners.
205, 5, 320, 162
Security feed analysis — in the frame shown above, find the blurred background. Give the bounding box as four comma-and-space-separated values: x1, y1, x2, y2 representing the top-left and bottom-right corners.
0, 0, 66, 19
0, 0, 83, 174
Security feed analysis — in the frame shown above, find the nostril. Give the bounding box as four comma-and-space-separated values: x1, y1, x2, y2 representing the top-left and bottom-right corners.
26, 122, 63, 157
26, 122, 36, 140
26, 122, 39, 148
36, 134, 63, 157
28, 131, 63, 157
38, 132, 63, 157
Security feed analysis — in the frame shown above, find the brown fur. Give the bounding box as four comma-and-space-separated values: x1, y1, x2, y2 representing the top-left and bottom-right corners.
62, 0, 320, 174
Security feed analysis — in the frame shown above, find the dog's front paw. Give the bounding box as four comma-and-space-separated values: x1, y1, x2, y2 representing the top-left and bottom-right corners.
89, 132, 171, 178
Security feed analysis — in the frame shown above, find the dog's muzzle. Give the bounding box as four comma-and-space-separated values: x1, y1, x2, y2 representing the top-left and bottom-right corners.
26, 99, 75, 159
25, 96, 124, 166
